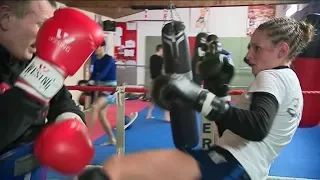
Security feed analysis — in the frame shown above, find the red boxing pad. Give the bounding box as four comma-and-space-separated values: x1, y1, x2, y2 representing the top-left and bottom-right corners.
34, 120, 94, 174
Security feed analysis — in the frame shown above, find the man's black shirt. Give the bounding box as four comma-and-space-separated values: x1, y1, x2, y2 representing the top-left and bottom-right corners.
0, 46, 84, 153
149, 54, 163, 80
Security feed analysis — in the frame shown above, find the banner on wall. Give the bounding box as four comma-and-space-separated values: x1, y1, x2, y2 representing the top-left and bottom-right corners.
247, 6, 275, 36
114, 22, 138, 66
189, 8, 211, 33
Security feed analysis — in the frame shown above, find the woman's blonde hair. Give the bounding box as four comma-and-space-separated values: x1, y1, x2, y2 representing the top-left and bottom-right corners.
257, 17, 316, 60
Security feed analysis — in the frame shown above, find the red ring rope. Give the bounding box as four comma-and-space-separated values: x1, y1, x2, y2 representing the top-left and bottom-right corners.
228, 90, 320, 95
66, 86, 320, 95
66, 86, 148, 93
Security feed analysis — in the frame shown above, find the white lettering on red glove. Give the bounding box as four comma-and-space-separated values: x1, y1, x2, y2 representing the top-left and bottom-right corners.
15, 8, 105, 104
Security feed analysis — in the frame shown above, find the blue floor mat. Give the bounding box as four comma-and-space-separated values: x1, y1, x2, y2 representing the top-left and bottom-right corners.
48, 106, 320, 179
269, 126, 320, 179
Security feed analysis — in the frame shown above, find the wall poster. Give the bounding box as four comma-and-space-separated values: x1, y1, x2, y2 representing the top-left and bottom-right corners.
190, 8, 211, 33
247, 6, 276, 36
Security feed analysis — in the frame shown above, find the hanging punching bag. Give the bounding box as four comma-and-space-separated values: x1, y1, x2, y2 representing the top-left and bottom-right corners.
293, 13, 320, 127
161, 21, 199, 150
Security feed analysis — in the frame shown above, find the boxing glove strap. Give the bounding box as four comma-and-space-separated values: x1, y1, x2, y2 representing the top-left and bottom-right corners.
219, 96, 231, 102
15, 81, 49, 104
55, 112, 85, 125
199, 92, 229, 121
15, 56, 65, 102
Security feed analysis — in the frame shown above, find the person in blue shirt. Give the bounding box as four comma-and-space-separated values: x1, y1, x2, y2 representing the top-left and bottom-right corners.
88, 41, 138, 146
90, 41, 117, 86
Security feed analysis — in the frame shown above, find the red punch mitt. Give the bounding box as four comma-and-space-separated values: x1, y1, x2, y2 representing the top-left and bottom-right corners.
34, 119, 94, 174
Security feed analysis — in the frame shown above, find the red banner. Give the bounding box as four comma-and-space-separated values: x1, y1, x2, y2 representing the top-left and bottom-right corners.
114, 22, 137, 61
247, 6, 276, 36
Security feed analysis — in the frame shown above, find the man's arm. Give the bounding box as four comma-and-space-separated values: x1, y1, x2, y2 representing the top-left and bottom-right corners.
0, 87, 44, 152
220, 92, 279, 141
47, 86, 85, 124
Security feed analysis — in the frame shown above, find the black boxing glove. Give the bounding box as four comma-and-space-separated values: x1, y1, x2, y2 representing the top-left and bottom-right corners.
198, 43, 208, 58
77, 166, 110, 180
152, 75, 229, 121
198, 52, 225, 80
199, 53, 235, 98
207, 40, 223, 53
198, 40, 223, 58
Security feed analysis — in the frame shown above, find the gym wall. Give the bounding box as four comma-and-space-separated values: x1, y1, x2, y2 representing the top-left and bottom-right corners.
116, 5, 289, 87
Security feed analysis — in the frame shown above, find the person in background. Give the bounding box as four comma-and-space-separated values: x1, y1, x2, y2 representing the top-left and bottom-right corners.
201, 34, 235, 97
146, 44, 170, 122
88, 41, 138, 146
193, 34, 232, 87
206, 34, 232, 58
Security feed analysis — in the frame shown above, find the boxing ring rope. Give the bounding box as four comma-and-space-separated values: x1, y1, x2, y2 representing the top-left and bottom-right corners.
115, 63, 252, 71
116, 64, 150, 69
66, 85, 320, 95
66, 85, 320, 156
67, 86, 148, 93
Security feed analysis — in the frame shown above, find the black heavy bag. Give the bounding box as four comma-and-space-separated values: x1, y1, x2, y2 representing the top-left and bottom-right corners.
161, 21, 199, 150
192, 32, 208, 85
293, 13, 320, 127
162, 21, 192, 76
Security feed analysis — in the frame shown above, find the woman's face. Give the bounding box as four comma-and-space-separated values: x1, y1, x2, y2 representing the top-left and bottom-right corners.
246, 30, 289, 76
